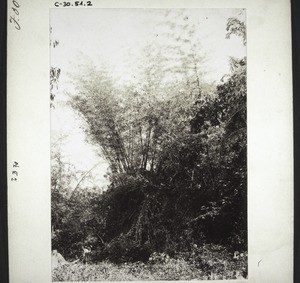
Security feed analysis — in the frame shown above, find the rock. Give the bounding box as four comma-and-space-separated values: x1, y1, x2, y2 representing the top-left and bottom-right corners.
52, 250, 68, 269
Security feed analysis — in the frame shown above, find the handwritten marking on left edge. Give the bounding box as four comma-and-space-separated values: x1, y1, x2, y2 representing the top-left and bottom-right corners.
9, 0, 21, 30
11, 161, 19, 181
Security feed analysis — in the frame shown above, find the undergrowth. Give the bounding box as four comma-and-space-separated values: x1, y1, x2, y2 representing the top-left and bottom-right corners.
52, 245, 247, 281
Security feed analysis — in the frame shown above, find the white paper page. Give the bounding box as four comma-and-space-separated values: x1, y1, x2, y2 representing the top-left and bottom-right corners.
7, 0, 293, 282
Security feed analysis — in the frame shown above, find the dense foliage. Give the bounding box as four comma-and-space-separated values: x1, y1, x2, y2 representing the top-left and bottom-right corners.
51, 14, 247, 279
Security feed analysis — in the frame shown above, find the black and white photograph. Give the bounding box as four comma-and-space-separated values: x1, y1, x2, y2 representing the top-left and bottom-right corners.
50, 8, 247, 281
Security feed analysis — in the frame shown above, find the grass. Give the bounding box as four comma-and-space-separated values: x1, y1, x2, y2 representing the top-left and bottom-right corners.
52, 245, 247, 281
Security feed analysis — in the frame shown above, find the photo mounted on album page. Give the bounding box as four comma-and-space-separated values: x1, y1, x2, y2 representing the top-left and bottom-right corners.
7, 0, 293, 282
